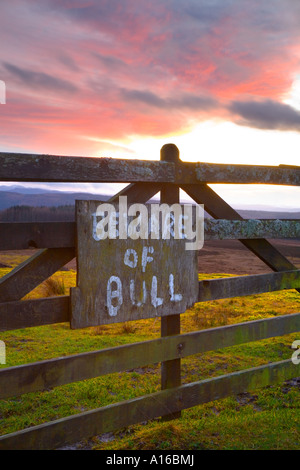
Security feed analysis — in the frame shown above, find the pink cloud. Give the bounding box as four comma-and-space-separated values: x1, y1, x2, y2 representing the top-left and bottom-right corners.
1, 0, 300, 156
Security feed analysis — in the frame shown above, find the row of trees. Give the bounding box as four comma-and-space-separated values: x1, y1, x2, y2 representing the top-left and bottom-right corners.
0, 205, 75, 222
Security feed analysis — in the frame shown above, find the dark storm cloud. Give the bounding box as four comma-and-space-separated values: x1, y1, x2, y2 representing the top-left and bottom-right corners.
3, 63, 78, 94
229, 99, 300, 131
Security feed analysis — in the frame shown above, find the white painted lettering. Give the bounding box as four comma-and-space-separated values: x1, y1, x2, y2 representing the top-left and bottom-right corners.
151, 276, 163, 308
107, 276, 123, 316
124, 248, 138, 268
130, 279, 147, 307
141, 246, 154, 272
169, 273, 183, 302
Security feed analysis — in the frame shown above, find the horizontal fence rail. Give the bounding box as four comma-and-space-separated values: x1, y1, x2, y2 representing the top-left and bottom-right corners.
1, 152, 300, 185
0, 271, 300, 332
0, 219, 299, 250
0, 296, 69, 331
0, 358, 298, 450
0, 222, 76, 250
0, 312, 299, 400
204, 219, 300, 240
198, 270, 300, 302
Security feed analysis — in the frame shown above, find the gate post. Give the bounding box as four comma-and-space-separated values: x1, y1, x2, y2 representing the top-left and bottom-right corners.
160, 143, 181, 420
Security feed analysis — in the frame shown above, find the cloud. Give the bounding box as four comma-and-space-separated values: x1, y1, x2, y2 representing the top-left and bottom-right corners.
3, 63, 78, 94
229, 99, 300, 131
1, 0, 300, 156
93, 53, 127, 70
173, 93, 218, 111
120, 88, 218, 111
120, 89, 166, 108
58, 54, 80, 72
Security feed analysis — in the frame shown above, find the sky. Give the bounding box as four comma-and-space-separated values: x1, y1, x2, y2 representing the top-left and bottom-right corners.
0, 0, 300, 209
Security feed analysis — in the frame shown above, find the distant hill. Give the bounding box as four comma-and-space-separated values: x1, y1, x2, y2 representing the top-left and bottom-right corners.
237, 209, 300, 219
0, 187, 299, 220
0, 189, 110, 211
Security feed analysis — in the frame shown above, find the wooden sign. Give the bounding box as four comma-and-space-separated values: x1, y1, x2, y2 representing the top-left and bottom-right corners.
70, 200, 198, 328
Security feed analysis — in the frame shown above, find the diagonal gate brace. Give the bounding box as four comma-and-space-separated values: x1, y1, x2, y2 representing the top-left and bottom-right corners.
182, 183, 300, 293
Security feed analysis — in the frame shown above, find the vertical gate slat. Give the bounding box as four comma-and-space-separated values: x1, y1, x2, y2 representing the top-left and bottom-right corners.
160, 144, 181, 420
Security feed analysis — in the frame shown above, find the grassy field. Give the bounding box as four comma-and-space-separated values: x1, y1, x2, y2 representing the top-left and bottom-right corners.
0, 252, 299, 450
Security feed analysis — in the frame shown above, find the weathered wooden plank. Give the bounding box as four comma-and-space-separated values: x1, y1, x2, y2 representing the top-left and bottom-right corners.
160, 144, 182, 420
0, 296, 69, 332
109, 182, 162, 204
204, 219, 300, 240
1, 152, 300, 185
0, 153, 175, 183
240, 238, 298, 272
1, 270, 298, 332
0, 248, 75, 302
198, 270, 300, 301
0, 222, 76, 250
182, 184, 299, 274
0, 312, 299, 400
70, 199, 198, 328
279, 164, 300, 169
0, 358, 298, 449
0, 218, 298, 251
192, 161, 300, 185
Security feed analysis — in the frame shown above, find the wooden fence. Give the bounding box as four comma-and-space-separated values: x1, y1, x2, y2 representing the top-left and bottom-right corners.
0, 144, 299, 449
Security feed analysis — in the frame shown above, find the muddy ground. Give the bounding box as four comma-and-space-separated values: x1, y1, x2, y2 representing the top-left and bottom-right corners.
198, 239, 300, 275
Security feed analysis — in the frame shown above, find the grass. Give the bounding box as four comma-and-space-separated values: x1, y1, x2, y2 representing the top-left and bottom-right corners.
42, 277, 66, 297
0, 260, 299, 450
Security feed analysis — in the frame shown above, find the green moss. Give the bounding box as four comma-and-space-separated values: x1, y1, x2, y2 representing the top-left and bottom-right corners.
0, 265, 299, 449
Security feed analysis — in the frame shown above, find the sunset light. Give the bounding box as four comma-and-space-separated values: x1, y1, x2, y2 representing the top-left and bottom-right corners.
0, 2, 300, 452
0, 0, 300, 207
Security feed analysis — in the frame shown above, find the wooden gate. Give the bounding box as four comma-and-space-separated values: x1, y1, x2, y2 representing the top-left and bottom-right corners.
0, 144, 299, 449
